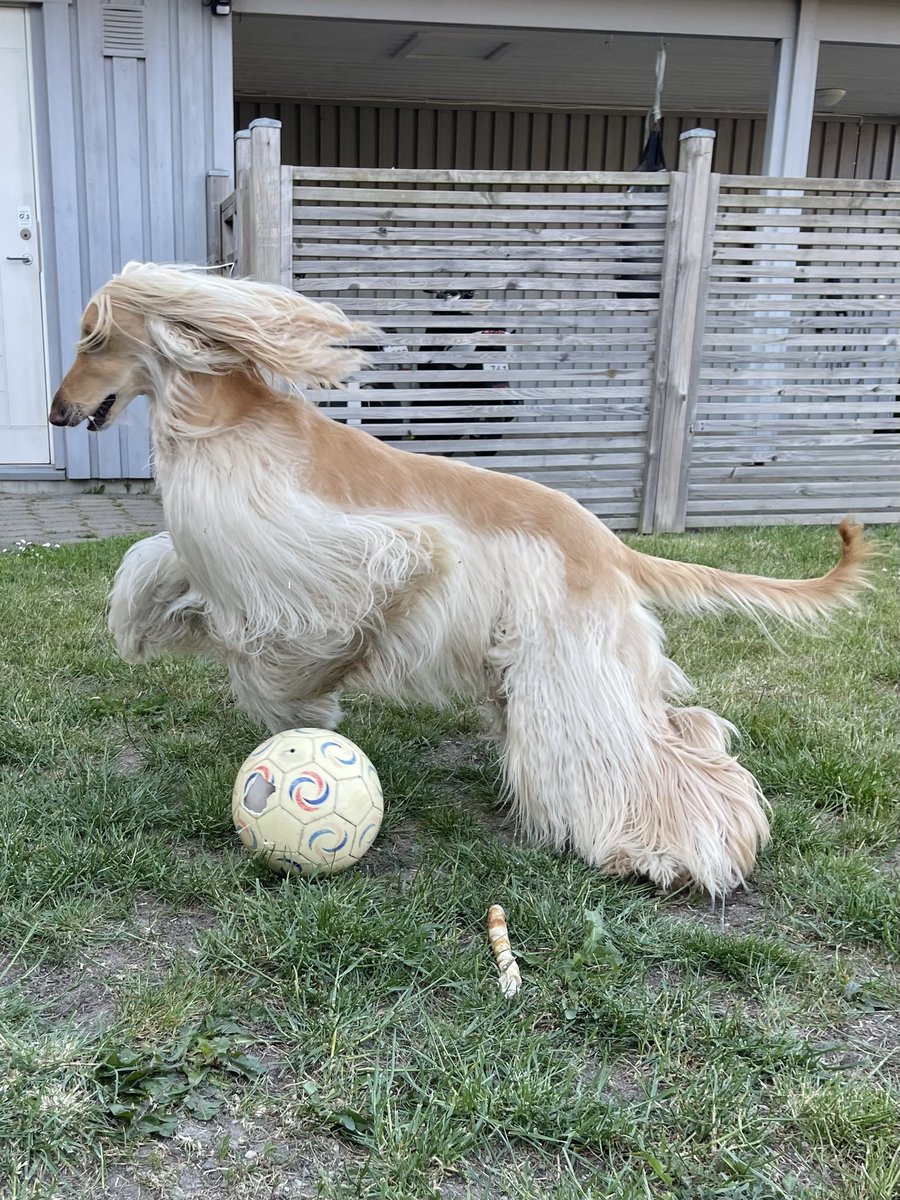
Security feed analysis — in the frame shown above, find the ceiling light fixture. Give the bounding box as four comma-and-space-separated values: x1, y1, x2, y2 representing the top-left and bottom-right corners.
814, 87, 847, 109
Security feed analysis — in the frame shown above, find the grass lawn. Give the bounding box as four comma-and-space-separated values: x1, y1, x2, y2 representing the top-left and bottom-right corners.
0, 524, 897, 1200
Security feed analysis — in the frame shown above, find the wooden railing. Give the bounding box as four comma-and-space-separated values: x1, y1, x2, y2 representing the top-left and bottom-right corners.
208, 121, 900, 531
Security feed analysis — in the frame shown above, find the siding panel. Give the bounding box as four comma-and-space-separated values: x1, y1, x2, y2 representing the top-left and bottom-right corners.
36, 0, 233, 479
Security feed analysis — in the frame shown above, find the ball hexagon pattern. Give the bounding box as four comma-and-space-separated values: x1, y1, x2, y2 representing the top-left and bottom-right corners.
232, 728, 383, 876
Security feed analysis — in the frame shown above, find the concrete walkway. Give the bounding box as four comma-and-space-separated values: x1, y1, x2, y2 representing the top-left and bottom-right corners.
0, 493, 163, 549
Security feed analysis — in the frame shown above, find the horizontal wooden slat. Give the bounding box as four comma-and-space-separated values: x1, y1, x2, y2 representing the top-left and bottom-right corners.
702, 340, 899, 352
297, 276, 659, 293
323, 299, 660, 315
714, 193, 900, 211
293, 185, 670, 208
688, 491, 899, 510
691, 435, 900, 452
691, 464, 900, 481
295, 259, 662, 276
292, 166, 673, 187
323, 397, 647, 413
360, 333, 657, 348
294, 226, 669, 244
700, 368, 900, 381
686, 512, 897, 526
347, 436, 648, 454
294, 258, 662, 276
720, 174, 900, 193
292, 203, 667, 224
331, 421, 647, 440
696, 424, 897, 439
294, 226, 672, 245
707, 282, 900, 295
703, 299, 900, 312
332, 387, 650, 404
360, 371, 652, 385
713, 229, 900, 247
712, 245, 900, 262
703, 315, 900, 328
293, 243, 665, 262
361, 349, 655, 365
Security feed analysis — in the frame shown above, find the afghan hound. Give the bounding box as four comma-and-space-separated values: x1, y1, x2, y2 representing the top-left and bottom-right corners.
49, 262, 872, 894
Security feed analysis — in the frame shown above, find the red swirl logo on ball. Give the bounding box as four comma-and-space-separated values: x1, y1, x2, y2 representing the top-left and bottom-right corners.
289, 770, 331, 811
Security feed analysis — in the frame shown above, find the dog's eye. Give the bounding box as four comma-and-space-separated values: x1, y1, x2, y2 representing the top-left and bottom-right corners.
78, 329, 106, 353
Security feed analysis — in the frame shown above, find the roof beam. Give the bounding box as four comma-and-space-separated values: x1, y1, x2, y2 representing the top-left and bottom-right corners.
233, 0, 798, 39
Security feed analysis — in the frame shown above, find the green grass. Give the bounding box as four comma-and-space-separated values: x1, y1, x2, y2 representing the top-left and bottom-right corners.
0, 525, 897, 1199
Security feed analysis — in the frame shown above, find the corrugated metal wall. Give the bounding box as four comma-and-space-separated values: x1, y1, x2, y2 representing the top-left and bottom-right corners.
236, 99, 900, 180
35, 0, 234, 480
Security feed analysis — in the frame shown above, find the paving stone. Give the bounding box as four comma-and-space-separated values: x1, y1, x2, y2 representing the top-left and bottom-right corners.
0, 493, 163, 548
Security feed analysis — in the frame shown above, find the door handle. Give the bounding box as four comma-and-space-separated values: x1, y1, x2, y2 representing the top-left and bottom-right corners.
6, 254, 33, 264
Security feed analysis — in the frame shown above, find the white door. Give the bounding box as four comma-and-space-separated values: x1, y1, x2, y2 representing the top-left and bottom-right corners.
0, 8, 49, 465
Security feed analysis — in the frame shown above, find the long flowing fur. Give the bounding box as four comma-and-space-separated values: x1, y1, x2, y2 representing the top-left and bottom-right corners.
85, 263, 872, 896
90, 261, 371, 390
625, 518, 870, 623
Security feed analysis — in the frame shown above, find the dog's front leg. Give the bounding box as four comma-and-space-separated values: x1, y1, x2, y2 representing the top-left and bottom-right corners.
109, 532, 217, 663
226, 653, 344, 733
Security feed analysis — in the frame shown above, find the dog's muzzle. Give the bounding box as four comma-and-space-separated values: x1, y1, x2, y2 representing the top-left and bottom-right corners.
48, 393, 116, 431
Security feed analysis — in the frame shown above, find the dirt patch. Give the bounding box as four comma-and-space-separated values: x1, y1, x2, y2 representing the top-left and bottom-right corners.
431, 732, 494, 771
0, 954, 114, 1032
114, 744, 148, 774
131, 897, 220, 959
358, 817, 420, 877
827, 1012, 900, 1080
591, 1050, 652, 1104
472, 800, 520, 847
62, 1115, 357, 1199
0, 902, 219, 1031
664, 886, 767, 933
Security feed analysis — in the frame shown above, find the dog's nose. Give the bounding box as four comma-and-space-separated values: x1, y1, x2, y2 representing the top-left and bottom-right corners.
48, 391, 72, 427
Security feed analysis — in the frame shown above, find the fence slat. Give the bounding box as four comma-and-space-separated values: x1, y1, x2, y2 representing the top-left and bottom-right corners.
206, 170, 230, 266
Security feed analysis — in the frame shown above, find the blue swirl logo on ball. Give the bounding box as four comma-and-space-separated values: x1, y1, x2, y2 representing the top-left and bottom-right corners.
308, 827, 349, 856
289, 770, 331, 811
320, 739, 358, 767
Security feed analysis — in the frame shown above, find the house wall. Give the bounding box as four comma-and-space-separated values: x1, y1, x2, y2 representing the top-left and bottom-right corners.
236, 99, 900, 180
32, 0, 233, 480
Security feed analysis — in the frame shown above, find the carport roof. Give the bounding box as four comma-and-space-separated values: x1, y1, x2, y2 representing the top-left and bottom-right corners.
232, 14, 900, 119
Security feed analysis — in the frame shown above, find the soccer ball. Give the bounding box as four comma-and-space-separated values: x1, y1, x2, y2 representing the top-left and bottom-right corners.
232, 729, 383, 876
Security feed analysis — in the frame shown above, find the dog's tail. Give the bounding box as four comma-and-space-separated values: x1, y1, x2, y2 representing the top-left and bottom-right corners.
624, 518, 873, 625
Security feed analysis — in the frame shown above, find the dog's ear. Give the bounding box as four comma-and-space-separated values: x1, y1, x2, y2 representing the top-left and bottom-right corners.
145, 316, 220, 373
105, 264, 372, 387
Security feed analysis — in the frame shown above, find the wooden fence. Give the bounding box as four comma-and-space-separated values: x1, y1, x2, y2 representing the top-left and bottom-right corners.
209, 119, 900, 531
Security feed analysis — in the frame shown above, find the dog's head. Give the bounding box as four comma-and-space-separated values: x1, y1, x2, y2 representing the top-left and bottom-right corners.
49, 262, 372, 433
49, 292, 153, 431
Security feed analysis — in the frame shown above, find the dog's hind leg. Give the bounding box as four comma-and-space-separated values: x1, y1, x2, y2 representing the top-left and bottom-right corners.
489, 600, 769, 895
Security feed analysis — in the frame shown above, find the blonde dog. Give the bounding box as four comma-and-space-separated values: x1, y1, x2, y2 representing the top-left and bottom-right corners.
49, 263, 871, 894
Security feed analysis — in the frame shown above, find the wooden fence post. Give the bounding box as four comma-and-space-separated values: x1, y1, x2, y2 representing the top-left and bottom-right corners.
640, 129, 719, 533
233, 129, 251, 276
248, 118, 283, 284
205, 169, 231, 266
